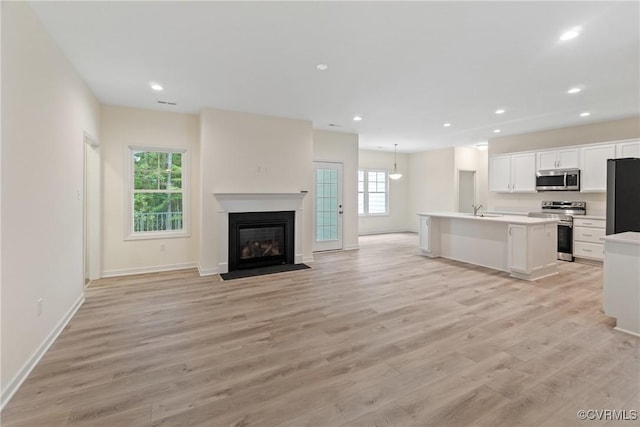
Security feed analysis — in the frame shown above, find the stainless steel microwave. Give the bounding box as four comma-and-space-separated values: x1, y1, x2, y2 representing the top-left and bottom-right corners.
535, 169, 580, 191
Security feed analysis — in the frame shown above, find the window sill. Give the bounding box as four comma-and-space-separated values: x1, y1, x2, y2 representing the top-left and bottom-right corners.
125, 231, 191, 241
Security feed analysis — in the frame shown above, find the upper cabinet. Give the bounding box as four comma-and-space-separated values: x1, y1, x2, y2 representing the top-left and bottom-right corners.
489, 153, 536, 193
536, 148, 579, 170
489, 155, 511, 192
490, 139, 640, 194
616, 139, 640, 158
580, 143, 616, 192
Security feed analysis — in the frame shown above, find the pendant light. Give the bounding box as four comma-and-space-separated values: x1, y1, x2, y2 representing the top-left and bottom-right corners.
389, 144, 403, 180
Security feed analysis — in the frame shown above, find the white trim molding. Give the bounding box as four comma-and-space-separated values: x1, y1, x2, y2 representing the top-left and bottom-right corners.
1, 294, 85, 410
213, 192, 307, 274
101, 262, 198, 278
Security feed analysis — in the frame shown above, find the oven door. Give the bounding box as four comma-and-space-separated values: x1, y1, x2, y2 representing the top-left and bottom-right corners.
557, 222, 574, 261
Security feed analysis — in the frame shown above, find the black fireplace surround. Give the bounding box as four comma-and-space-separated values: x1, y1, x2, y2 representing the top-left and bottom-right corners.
228, 211, 295, 271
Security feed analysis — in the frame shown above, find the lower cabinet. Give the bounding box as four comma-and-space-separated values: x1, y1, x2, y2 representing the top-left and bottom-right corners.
508, 224, 528, 273
573, 218, 605, 261
419, 216, 431, 253
603, 233, 640, 335
508, 223, 557, 277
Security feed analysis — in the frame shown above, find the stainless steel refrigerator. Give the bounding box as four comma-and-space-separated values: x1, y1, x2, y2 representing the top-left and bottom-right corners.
606, 158, 640, 235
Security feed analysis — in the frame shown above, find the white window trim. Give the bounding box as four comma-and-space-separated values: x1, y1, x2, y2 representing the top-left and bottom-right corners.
125, 146, 190, 240
358, 169, 390, 216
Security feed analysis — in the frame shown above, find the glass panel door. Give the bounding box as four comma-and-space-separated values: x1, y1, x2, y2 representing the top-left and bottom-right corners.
314, 162, 343, 251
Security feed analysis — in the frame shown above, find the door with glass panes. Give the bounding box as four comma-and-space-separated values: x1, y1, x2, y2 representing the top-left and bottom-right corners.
314, 162, 343, 251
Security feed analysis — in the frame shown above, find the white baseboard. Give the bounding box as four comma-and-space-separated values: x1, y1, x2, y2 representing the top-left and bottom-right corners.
101, 262, 198, 278
303, 256, 314, 264
1, 293, 85, 410
343, 244, 360, 251
358, 229, 415, 236
198, 264, 219, 276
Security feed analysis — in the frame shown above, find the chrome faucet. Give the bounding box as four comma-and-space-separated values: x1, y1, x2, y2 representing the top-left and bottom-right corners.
472, 204, 483, 216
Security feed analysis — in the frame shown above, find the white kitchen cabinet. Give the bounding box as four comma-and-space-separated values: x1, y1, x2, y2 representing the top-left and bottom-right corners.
616, 139, 640, 158
508, 223, 557, 277
508, 224, 528, 273
536, 148, 579, 170
489, 155, 511, 192
573, 217, 606, 261
580, 143, 616, 192
419, 215, 431, 253
511, 153, 537, 192
489, 153, 536, 193
603, 232, 640, 336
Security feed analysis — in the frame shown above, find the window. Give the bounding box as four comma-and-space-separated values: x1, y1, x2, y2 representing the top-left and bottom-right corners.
128, 147, 188, 239
358, 170, 388, 215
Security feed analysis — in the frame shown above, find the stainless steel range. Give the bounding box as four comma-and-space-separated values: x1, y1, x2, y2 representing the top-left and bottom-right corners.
528, 201, 586, 262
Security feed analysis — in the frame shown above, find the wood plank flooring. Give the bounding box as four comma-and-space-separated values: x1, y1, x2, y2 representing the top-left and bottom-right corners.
2, 233, 638, 426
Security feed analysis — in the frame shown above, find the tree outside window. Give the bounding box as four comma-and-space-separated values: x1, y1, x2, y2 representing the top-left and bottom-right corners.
130, 148, 187, 236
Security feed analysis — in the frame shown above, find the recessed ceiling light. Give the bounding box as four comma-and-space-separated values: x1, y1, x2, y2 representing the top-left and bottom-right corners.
567, 87, 582, 94
560, 27, 581, 41
580, 112, 591, 117
493, 129, 501, 133
150, 82, 163, 91
316, 63, 328, 71
474, 142, 488, 151
443, 123, 452, 127
353, 116, 363, 121
495, 109, 505, 115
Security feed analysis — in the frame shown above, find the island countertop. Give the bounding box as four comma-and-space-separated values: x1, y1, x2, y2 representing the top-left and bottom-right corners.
417, 212, 558, 281
418, 212, 558, 225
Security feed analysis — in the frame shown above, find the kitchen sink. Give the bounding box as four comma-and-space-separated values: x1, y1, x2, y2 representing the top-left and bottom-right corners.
461, 213, 503, 218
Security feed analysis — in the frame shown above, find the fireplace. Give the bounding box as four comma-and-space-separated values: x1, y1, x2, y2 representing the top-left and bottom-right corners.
212, 193, 307, 275
228, 211, 295, 271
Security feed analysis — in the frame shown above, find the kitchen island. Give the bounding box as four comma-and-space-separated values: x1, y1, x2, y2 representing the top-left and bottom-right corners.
418, 212, 558, 281
603, 232, 640, 336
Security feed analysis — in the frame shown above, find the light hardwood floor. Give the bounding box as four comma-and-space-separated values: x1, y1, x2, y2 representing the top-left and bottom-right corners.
2, 233, 639, 427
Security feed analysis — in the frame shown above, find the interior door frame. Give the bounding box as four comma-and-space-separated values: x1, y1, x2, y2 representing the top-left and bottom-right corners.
456, 169, 477, 213
313, 161, 344, 252
83, 132, 101, 284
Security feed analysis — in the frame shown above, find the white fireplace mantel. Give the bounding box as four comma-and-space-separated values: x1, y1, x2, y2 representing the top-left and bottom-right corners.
213, 192, 307, 274
214, 192, 307, 213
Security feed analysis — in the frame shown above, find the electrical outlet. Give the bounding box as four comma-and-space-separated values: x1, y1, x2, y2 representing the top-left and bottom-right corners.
37, 298, 43, 316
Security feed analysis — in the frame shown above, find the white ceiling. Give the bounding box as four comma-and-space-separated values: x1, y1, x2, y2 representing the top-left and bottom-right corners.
28, 1, 640, 153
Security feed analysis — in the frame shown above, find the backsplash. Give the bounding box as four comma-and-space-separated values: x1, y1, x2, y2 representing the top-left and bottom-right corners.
488, 191, 606, 217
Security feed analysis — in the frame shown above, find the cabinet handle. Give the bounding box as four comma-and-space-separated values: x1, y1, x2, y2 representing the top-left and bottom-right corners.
583, 222, 592, 225
583, 234, 592, 237
582, 249, 592, 252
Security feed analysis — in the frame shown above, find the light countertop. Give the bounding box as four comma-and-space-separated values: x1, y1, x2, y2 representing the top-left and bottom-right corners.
580, 215, 606, 220
603, 232, 640, 245
417, 212, 558, 225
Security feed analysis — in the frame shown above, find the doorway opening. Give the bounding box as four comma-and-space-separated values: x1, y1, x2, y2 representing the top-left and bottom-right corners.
458, 170, 476, 214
